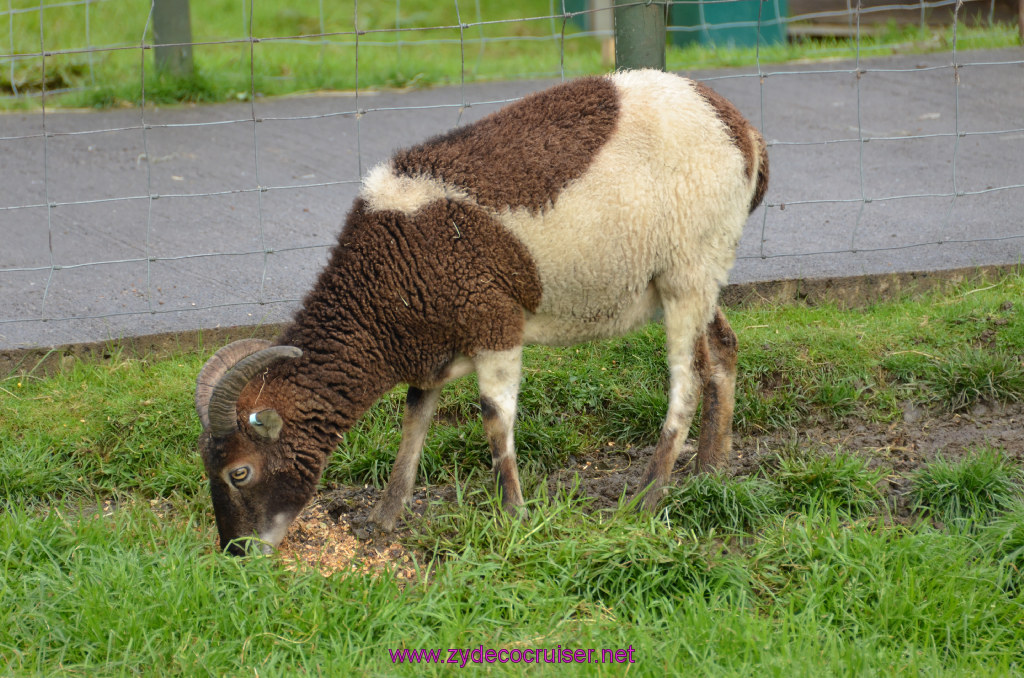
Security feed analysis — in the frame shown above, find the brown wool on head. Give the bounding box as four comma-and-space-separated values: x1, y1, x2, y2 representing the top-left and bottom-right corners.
391, 77, 620, 213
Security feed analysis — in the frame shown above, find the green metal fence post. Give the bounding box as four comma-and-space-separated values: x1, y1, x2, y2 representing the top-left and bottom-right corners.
152, 0, 194, 78
613, 0, 666, 71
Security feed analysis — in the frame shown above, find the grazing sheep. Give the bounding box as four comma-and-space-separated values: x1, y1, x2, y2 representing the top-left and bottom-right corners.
194, 69, 768, 554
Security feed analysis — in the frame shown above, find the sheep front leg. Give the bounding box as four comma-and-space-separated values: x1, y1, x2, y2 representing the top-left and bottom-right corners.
637, 295, 707, 512
694, 308, 738, 471
368, 385, 442, 532
474, 347, 527, 515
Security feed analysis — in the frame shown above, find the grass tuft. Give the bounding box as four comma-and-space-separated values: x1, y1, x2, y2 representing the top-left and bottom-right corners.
0, 353, 204, 503
908, 448, 1024, 528
925, 347, 1024, 412
771, 449, 886, 517
977, 503, 1024, 592
662, 472, 782, 537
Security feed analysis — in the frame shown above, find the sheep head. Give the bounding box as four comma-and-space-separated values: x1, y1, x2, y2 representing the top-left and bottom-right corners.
194, 339, 312, 555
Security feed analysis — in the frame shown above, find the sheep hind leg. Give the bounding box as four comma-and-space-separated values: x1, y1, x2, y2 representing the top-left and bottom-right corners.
636, 294, 706, 512
368, 385, 442, 532
474, 347, 528, 517
694, 307, 738, 472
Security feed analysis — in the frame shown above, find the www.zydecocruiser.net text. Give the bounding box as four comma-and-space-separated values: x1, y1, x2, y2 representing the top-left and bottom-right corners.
389, 645, 638, 666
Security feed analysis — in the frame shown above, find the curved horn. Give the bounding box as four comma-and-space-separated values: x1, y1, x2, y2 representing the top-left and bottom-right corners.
195, 339, 273, 429
206, 345, 303, 439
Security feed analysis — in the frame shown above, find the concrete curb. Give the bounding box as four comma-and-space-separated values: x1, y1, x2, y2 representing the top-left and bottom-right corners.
3, 263, 1018, 377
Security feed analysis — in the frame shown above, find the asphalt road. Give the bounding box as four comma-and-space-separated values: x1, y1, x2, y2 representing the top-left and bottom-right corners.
1, 48, 1022, 350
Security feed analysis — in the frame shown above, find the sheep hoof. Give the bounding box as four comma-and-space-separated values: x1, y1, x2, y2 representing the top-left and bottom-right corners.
635, 482, 668, 513
366, 504, 400, 534
500, 500, 529, 523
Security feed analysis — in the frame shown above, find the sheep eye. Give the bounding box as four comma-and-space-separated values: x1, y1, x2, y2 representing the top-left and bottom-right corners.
228, 466, 251, 486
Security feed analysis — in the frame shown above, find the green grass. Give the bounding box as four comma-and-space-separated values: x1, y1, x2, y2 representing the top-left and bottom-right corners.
2, 0, 1020, 110
770, 450, 885, 517
669, 16, 1022, 70
909, 448, 1024, 529
3, 485, 1023, 674
923, 347, 1024, 412
748, 510, 1023, 670
3, 272, 1024, 674
978, 503, 1024, 593
662, 472, 782, 538
0, 353, 200, 503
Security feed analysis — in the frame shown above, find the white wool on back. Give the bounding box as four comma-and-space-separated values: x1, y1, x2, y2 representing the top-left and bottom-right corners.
501, 70, 755, 345
360, 69, 762, 348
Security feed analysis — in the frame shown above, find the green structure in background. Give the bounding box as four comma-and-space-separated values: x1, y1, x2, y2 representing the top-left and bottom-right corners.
563, 1, 789, 61
614, 0, 667, 71
561, 0, 594, 30
670, 0, 789, 48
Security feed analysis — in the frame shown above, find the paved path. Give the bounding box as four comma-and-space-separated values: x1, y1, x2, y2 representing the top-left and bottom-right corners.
1, 48, 1022, 350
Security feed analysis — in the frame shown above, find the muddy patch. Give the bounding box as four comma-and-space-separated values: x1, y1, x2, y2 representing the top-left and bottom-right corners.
279, 403, 1024, 576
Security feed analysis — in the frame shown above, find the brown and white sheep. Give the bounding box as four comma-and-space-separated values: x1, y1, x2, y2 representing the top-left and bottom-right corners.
194, 69, 768, 554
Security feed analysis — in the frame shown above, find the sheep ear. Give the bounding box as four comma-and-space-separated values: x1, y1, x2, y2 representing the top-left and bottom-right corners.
206, 345, 302, 438
248, 409, 284, 441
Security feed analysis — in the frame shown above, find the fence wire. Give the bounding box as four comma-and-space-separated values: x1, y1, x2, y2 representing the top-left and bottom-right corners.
1, 0, 1022, 349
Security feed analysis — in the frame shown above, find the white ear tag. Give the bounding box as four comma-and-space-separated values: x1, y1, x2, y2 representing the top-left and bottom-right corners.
247, 409, 284, 440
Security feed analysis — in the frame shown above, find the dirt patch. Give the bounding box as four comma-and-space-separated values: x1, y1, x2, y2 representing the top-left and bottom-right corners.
278, 403, 1024, 577
275, 485, 456, 580
276, 500, 418, 581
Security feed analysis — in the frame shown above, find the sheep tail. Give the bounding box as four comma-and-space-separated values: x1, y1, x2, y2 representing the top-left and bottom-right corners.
748, 128, 769, 214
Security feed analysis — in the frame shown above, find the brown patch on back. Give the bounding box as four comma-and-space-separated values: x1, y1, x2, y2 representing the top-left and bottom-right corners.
391, 77, 620, 213
692, 81, 768, 213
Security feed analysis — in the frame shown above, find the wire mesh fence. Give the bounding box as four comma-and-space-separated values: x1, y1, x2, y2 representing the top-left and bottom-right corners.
1, 0, 1022, 350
